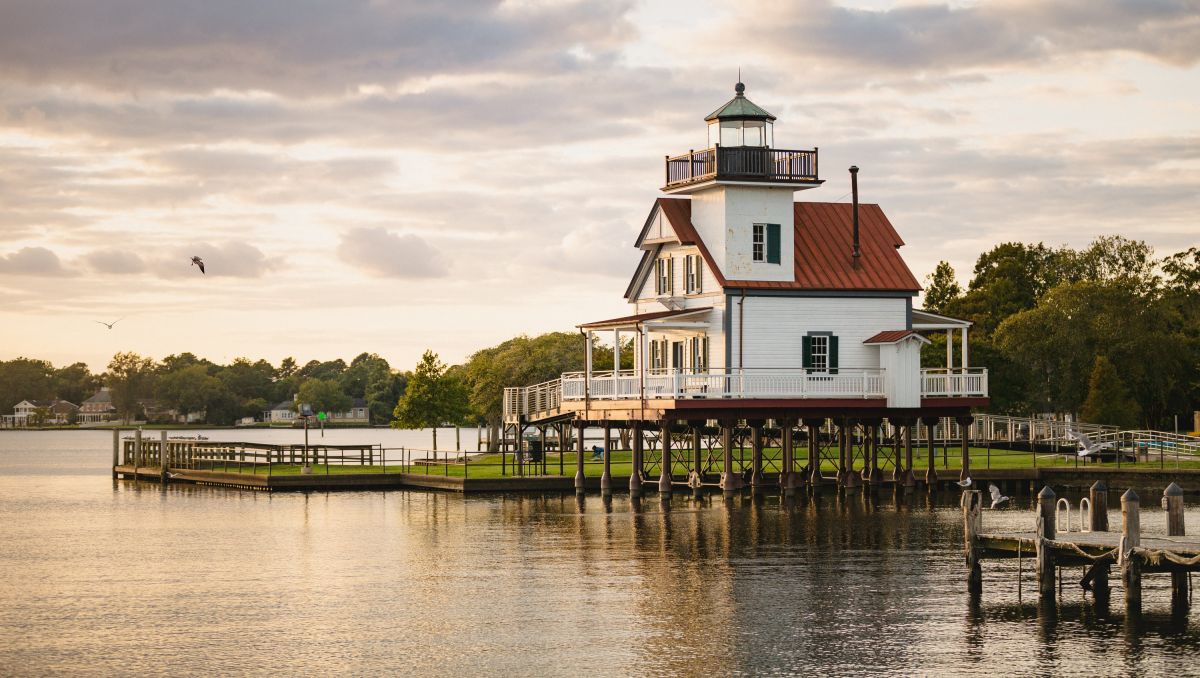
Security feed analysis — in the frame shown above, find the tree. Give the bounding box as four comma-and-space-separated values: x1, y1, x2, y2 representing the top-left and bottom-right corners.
392, 351, 469, 450
921, 261, 961, 313
106, 352, 157, 423
0, 358, 56, 413
1162, 247, 1200, 293
157, 364, 229, 422
1080, 356, 1140, 428
296, 378, 353, 418
53, 362, 99, 406
277, 356, 298, 379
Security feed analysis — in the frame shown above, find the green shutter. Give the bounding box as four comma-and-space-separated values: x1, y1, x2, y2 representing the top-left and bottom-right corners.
695, 256, 703, 293
802, 335, 812, 371
668, 257, 675, 294
767, 223, 781, 264
829, 336, 839, 374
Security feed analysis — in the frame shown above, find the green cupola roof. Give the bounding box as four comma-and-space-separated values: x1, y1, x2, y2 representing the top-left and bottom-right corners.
704, 82, 777, 122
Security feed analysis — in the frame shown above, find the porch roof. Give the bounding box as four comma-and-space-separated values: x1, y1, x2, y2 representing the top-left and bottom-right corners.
912, 308, 972, 330
863, 329, 931, 345
577, 307, 711, 330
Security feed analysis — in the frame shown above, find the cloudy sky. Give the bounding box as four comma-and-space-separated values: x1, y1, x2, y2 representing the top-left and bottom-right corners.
1, 0, 1197, 372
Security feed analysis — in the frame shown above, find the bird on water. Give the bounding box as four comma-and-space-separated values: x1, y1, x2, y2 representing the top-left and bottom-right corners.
988, 483, 1010, 509
190, 256, 205, 274
94, 317, 123, 330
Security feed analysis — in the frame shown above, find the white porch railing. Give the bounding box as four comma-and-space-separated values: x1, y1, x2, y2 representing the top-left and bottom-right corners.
505, 368, 988, 421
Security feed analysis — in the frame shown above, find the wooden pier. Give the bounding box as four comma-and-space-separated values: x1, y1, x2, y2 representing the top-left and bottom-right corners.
964, 481, 1197, 613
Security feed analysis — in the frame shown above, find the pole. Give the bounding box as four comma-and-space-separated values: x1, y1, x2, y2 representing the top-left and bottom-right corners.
1165, 483, 1187, 608
1036, 486, 1057, 600
1122, 489, 1141, 614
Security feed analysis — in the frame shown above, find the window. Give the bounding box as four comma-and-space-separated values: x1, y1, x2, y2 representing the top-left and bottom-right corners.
685, 254, 703, 294
802, 333, 839, 374
753, 224, 765, 262
690, 336, 709, 372
655, 257, 674, 295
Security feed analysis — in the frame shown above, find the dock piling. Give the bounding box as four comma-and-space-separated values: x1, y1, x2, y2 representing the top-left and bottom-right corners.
159, 430, 168, 484
630, 423, 643, 495
574, 421, 586, 495
1165, 482, 1187, 607
600, 423, 612, 497
1036, 486, 1057, 599
1121, 489, 1141, 614
963, 489, 983, 594
658, 420, 673, 497
111, 429, 119, 479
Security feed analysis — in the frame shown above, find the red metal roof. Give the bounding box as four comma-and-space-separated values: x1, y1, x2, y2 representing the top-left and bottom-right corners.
644, 198, 921, 293
863, 330, 921, 344
578, 307, 712, 330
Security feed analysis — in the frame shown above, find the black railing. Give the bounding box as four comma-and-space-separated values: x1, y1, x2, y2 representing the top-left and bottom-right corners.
665, 146, 818, 188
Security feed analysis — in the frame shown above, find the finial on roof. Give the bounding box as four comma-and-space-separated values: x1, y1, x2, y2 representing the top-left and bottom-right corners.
735, 81, 745, 96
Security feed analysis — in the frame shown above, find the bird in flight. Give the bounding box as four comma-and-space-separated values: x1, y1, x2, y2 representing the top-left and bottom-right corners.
190, 256, 205, 274
988, 483, 1010, 509
94, 317, 124, 330
955, 477, 972, 488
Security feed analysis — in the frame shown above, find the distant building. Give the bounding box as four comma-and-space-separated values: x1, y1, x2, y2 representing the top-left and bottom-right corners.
79, 387, 118, 424
263, 396, 369, 425
266, 400, 297, 424
3, 399, 79, 427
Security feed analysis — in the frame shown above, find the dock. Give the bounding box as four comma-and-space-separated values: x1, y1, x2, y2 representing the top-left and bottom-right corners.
964, 481, 1197, 614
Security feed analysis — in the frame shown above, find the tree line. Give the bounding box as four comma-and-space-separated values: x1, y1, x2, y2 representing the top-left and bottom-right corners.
922, 238, 1198, 428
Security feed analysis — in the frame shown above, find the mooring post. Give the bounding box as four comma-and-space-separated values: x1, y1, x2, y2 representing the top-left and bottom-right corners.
719, 419, 740, 495
1085, 481, 1111, 597
1165, 482, 1187, 607
963, 489, 983, 594
600, 422, 613, 497
1121, 489, 1141, 614
659, 420, 673, 496
957, 415, 974, 482
922, 416, 939, 488
630, 423, 643, 495
1036, 486, 1057, 600
574, 420, 586, 495
159, 430, 168, 484
111, 428, 119, 478
750, 421, 764, 488
134, 429, 143, 478
806, 419, 823, 487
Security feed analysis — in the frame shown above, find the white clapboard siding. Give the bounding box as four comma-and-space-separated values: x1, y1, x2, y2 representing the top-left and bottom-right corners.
729, 296, 907, 370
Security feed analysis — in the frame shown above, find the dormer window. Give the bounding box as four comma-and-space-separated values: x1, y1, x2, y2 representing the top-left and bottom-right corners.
655, 256, 674, 295
685, 254, 703, 294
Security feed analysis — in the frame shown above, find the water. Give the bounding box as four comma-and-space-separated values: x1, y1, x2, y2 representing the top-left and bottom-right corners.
1, 430, 1198, 676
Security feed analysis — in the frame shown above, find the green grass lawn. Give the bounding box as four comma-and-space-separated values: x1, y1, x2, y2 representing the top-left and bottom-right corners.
195, 444, 1200, 478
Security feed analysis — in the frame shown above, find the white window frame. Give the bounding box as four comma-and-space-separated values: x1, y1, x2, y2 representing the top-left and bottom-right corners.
752, 224, 765, 262
810, 335, 829, 372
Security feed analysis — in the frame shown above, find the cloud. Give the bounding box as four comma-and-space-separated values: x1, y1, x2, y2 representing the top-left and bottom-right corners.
734, 0, 1200, 74
336, 227, 448, 279
85, 248, 147, 274
0, 246, 73, 276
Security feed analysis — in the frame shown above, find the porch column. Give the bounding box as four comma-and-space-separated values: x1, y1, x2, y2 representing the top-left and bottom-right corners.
805, 419, 823, 487
720, 419, 740, 494
921, 416, 939, 487
630, 423, 643, 495
961, 327, 969, 369
613, 328, 621, 378
750, 420, 764, 488
586, 329, 595, 396
658, 420, 673, 496
945, 329, 953, 369
600, 422, 612, 496
957, 415, 973, 482
574, 420, 587, 494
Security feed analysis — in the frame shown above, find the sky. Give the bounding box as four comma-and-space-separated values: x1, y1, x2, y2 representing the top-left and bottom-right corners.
0, 0, 1197, 372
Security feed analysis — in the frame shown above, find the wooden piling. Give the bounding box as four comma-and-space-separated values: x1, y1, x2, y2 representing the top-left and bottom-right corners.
630, 423, 643, 495
134, 429, 143, 476
159, 430, 168, 484
902, 421, 916, 489
957, 415, 974, 482
1088, 481, 1110, 596
1121, 489, 1141, 613
1165, 482, 1187, 607
720, 420, 739, 494
111, 428, 119, 478
659, 420, 673, 496
806, 419, 822, 487
750, 422, 764, 488
781, 421, 794, 495
691, 424, 703, 490
922, 416, 938, 487
600, 422, 612, 496
574, 421, 586, 494
1036, 486, 1056, 599
963, 489, 983, 594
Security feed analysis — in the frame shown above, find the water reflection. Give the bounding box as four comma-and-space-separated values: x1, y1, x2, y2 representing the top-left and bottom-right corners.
2, 437, 1199, 675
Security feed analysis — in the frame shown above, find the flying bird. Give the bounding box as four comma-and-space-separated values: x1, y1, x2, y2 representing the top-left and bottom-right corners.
94, 317, 124, 330
190, 256, 205, 274
955, 477, 972, 488
988, 483, 1010, 509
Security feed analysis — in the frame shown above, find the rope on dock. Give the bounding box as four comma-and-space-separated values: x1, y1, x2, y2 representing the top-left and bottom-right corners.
1139, 548, 1200, 568
1042, 539, 1119, 562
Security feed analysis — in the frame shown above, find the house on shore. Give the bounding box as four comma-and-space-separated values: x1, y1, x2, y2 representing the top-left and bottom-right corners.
503, 82, 988, 494
264, 397, 370, 425
2, 399, 79, 427
79, 388, 118, 424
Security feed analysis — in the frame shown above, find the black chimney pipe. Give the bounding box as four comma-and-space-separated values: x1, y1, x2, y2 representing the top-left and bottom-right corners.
849, 165, 861, 259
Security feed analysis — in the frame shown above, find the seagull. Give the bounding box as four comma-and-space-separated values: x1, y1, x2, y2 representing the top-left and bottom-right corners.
190, 256, 205, 274
955, 477, 972, 488
988, 483, 1010, 509
94, 317, 123, 330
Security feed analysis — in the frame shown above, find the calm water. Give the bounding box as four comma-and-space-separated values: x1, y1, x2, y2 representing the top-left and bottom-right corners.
1, 430, 1198, 676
